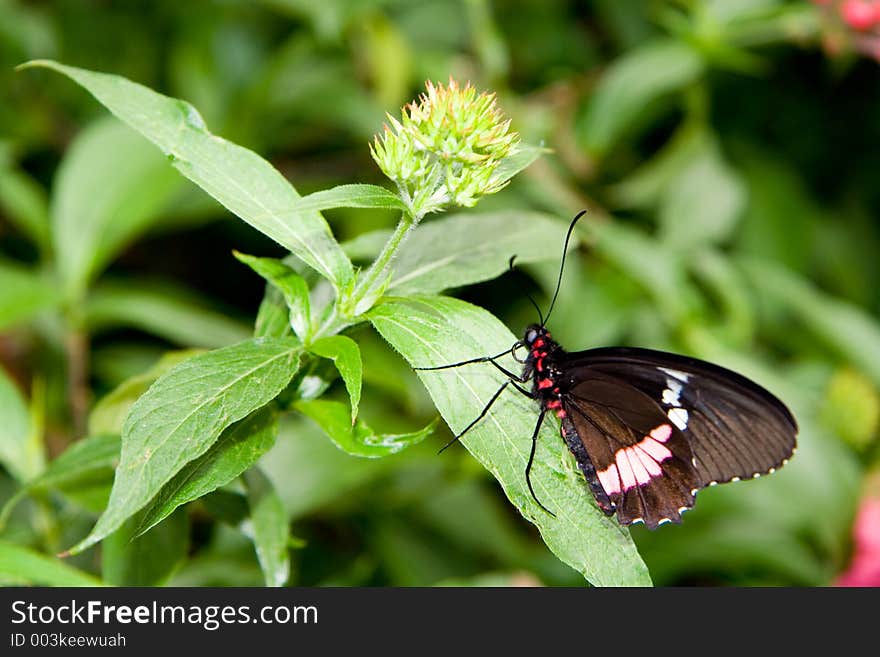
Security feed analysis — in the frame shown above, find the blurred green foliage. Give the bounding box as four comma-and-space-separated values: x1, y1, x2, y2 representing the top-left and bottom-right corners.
1, 0, 879, 586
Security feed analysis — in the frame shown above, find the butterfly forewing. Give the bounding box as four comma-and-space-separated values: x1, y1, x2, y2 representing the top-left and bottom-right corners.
561, 372, 700, 528
562, 347, 798, 491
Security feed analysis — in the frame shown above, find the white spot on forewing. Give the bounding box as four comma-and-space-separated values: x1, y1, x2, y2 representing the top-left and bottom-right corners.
668, 407, 689, 431
659, 367, 690, 383
661, 379, 683, 406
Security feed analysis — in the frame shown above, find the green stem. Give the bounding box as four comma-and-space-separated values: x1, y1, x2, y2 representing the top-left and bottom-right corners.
344, 211, 417, 317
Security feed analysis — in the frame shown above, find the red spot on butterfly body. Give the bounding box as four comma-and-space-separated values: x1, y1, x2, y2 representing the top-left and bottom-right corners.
538, 379, 553, 389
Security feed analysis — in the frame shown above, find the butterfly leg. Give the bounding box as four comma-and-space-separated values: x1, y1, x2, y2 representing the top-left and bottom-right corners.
415, 351, 529, 383
525, 408, 556, 517
438, 380, 511, 453
414, 349, 511, 371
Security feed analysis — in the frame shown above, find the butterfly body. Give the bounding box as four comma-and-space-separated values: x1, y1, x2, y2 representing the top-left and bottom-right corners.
521, 324, 797, 529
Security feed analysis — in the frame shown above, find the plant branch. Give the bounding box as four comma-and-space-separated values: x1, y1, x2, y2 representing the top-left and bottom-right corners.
66, 329, 89, 439
344, 211, 417, 317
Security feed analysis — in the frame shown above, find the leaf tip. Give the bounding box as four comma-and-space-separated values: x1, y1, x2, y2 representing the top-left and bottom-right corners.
15, 59, 59, 73
62, 533, 99, 557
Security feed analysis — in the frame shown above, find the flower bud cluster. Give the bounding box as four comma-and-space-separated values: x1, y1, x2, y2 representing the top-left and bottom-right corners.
371, 79, 519, 218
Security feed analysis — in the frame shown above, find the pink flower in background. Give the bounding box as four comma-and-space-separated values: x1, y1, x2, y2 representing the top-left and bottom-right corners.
815, 0, 880, 62
840, 0, 878, 30
836, 496, 880, 586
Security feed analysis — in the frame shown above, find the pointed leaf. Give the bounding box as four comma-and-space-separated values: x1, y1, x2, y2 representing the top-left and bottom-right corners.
579, 39, 703, 157
369, 296, 651, 586
235, 252, 311, 341
51, 117, 184, 299
375, 211, 575, 296
0, 160, 50, 251
102, 509, 188, 586
295, 398, 435, 458
0, 366, 37, 483
243, 467, 290, 587
89, 350, 202, 435
308, 335, 362, 422
742, 259, 880, 387
136, 407, 278, 535
658, 138, 746, 250
0, 541, 104, 586
490, 143, 547, 187
0, 259, 59, 330
86, 281, 250, 348
255, 286, 293, 339
23, 60, 354, 291
293, 184, 405, 213
0, 434, 120, 528
67, 337, 302, 554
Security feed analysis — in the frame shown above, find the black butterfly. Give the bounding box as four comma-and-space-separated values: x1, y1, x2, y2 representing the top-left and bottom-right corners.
417, 211, 797, 529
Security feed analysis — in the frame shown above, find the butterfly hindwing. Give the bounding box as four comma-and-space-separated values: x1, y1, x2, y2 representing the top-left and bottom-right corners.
560, 372, 700, 529
562, 347, 798, 490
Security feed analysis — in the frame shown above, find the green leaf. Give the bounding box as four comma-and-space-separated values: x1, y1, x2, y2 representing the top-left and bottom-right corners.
292, 184, 405, 213
735, 147, 819, 272
102, 509, 188, 586
590, 220, 698, 323
85, 280, 251, 348
369, 296, 651, 586
382, 211, 575, 295
343, 228, 394, 262
0, 540, 105, 586
0, 160, 50, 251
51, 117, 184, 300
255, 286, 293, 339
308, 335, 362, 422
295, 398, 435, 458
234, 252, 311, 341
136, 407, 278, 536
24, 60, 354, 292
200, 490, 249, 527
358, 13, 411, 108
579, 39, 704, 157
689, 248, 755, 344
610, 120, 708, 210
490, 143, 548, 187
243, 467, 290, 587
0, 259, 59, 330
89, 350, 202, 435
820, 369, 880, 451
67, 337, 302, 555
260, 416, 400, 520
658, 137, 746, 251
742, 259, 880, 387
0, 366, 42, 483
0, 434, 120, 528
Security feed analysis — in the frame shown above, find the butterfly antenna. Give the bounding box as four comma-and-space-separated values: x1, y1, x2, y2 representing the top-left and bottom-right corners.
542, 209, 587, 327
508, 255, 544, 325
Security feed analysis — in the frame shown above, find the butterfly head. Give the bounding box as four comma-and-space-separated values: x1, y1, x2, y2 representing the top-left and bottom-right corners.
523, 324, 550, 348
